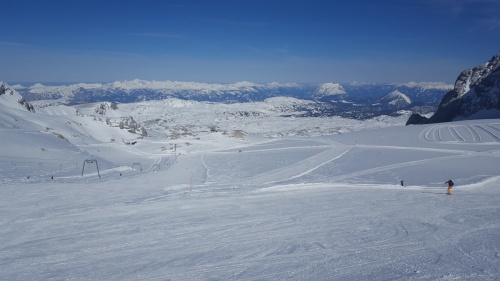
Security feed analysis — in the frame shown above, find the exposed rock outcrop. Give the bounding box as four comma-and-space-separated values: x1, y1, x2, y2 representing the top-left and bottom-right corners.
407, 52, 500, 125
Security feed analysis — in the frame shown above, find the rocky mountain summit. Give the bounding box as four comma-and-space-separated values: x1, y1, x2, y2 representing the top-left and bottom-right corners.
407, 52, 500, 125
0, 82, 35, 112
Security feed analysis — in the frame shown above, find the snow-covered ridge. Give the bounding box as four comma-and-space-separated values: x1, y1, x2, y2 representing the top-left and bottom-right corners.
9, 84, 27, 90
17, 80, 453, 96
0, 81, 35, 111
14, 79, 452, 110
16, 79, 310, 104
28, 79, 301, 93
453, 53, 500, 98
392, 81, 453, 91
28, 82, 104, 93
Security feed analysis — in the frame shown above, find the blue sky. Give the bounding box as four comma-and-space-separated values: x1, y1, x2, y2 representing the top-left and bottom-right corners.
1, 0, 500, 84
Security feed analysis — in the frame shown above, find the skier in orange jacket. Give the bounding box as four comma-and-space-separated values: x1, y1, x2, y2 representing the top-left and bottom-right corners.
445, 179, 454, 195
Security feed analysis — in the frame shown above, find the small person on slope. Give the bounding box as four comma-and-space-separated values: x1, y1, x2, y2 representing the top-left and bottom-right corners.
445, 179, 454, 195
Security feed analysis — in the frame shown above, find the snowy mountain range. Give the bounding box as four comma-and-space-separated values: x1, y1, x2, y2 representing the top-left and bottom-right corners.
407, 52, 500, 124
14, 80, 449, 105
11, 80, 452, 120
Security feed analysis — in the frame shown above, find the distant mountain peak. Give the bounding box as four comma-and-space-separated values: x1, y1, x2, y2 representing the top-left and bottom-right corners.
385, 90, 408, 99
315, 83, 346, 97
377, 90, 411, 108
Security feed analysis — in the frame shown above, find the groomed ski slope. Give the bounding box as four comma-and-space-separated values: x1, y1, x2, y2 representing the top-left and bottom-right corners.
1, 119, 500, 280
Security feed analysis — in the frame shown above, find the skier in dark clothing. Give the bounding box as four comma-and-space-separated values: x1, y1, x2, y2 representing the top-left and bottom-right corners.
445, 179, 454, 195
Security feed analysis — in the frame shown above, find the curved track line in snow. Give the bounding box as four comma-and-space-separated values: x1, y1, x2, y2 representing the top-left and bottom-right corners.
327, 153, 470, 183
465, 125, 481, 142
488, 123, 500, 132
419, 126, 434, 142
419, 123, 500, 144
271, 147, 353, 183
237, 146, 352, 185
450, 126, 465, 142
474, 125, 500, 142
422, 126, 434, 142
436, 126, 443, 141
354, 143, 494, 156
239, 140, 500, 188
320, 142, 500, 184
201, 154, 213, 185
215, 145, 331, 154
486, 124, 500, 140
470, 125, 483, 142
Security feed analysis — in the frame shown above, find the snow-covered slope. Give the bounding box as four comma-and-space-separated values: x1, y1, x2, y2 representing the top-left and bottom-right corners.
1, 111, 500, 280
0, 83, 155, 181
115, 97, 409, 141
1, 81, 415, 182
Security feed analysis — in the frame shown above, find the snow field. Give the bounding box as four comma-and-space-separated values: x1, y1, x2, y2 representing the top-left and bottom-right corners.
1, 175, 500, 280
2, 91, 500, 280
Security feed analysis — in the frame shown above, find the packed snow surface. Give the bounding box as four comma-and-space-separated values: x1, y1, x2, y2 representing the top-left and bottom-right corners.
1, 92, 500, 280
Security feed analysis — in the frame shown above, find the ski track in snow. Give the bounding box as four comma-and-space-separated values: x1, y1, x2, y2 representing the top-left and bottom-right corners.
234, 146, 352, 185
420, 123, 500, 144
449, 126, 465, 142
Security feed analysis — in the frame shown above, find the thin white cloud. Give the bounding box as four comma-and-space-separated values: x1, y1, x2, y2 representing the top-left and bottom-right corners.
133, 32, 186, 39
0, 41, 30, 47
244, 45, 292, 57
193, 18, 268, 27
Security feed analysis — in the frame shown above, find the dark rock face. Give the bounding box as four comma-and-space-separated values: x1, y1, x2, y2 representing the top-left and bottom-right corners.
406, 113, 429, 125
407, 52, 500, 125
